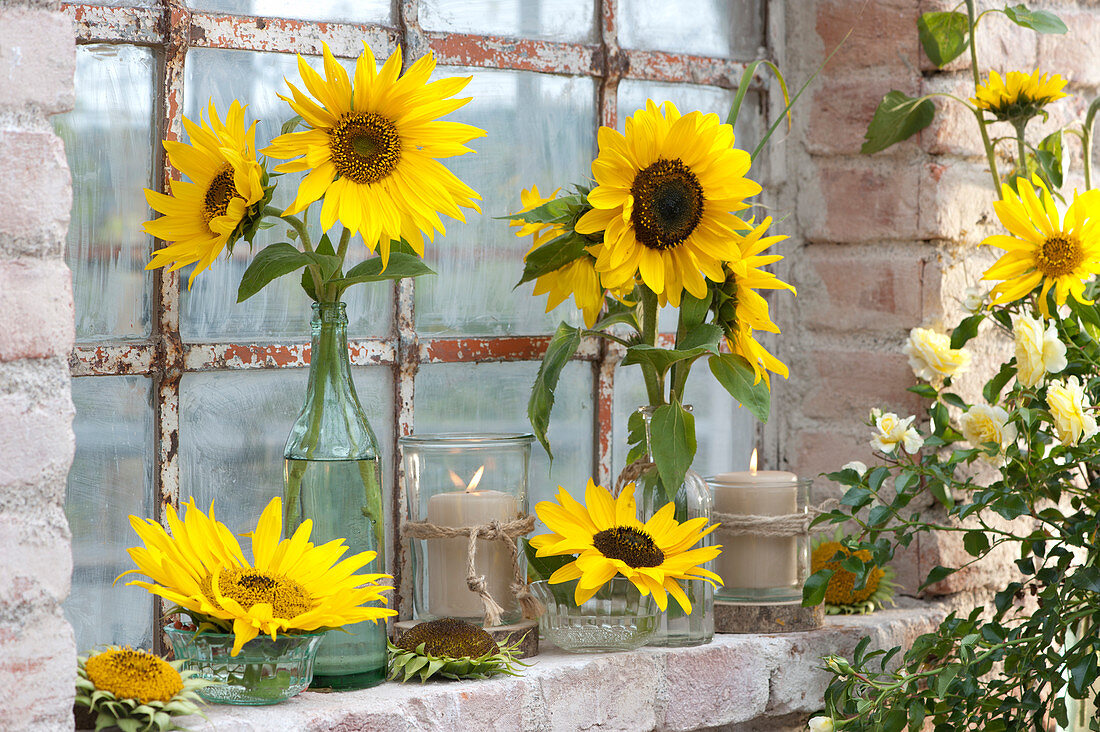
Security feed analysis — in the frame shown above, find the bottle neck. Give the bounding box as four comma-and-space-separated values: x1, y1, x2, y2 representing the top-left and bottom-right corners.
309, 301, 351, 384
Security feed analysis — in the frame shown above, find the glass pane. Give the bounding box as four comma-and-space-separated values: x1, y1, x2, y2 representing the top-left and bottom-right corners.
612, 364, 756, 480
618, 0, 763, 59
56, 45, 155, 342
187, 0, 391, 25
419, 0, 595, 43
179, 367, 393, 549
415, 69, 596, 335
65, 376, 155, 652
414, 361, 594, 527
181, 48, 393, 342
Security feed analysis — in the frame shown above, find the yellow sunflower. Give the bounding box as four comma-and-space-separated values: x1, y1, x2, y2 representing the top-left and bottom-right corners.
510, 184, 564, 247
530, 479, 722, 612
144, 100, 268, 288
262, 42, 484, 265
576, 100, 762, 307
981, 176, 1100, 317
971, 69, 1068, 123
120, 496, 396, 655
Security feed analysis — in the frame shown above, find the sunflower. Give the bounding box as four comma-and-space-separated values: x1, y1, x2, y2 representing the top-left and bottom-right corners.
119, 496, 396, 655
76, 647, 209, 732
262, 42, 484, 265
387, 618, 529, 682
711, 217, 795, 386
811, 538, 896, 615
576, 100, 762, 307
981, 176, 1100, 317
144, 100, 269, 288
530, 479, 722, 612
971, 69, 1068, 123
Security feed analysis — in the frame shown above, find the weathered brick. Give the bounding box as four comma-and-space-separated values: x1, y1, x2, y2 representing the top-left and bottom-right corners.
808, 74, 919, 157
800, 248, 929, 333
0, 7, 74, 115
919, 75, 990, 158
0, 513, 71, 614
1039, 10, 1100, 88
0, 259, 74, 362
0, 388, 74, 490
801, 349, 923, 423
918, 159, 996, 241
816, 0, 919, 75
800, 158, 921, 243
0, 614, 74, 732
785, 428, 877, 494
0, 129, 71, 258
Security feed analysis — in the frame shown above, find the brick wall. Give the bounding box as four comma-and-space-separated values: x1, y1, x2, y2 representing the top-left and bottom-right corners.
0, 2, 77, 729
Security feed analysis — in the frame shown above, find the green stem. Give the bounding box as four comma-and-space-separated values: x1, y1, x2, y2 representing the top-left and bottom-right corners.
324, 227, 353, 302
639, 286, 664, 406
670, 306, 690, 403
1083, 100, 1100, 190
1014, 121, 1029, 180
965, 0, 1002, 195
271, 209, 326, 300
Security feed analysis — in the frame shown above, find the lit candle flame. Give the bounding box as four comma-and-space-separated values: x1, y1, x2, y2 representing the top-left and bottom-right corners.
466, 465, 485, 493
749, 448, 758, 474
447, 469, 465, 489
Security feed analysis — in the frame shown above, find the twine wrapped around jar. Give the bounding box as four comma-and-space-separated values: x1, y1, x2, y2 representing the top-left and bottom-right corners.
401, 514, 544, 628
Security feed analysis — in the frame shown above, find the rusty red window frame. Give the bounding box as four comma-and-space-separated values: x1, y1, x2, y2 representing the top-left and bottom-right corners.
64, 0, 769, 618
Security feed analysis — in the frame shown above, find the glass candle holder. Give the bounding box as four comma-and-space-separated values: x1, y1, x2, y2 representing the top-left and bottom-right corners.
706, 475, 813, 603
401, 433, 534, 625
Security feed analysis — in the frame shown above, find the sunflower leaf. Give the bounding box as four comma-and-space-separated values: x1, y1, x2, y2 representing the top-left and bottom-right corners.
1003, 5, 1067, 34
650, 402, 696, 503
861, 91, 935, 155
515, 231, 589, 288
621, 343, 718, 378
528, 322, 582, 460
917, 11, 969, 67
300, 233, 338, 302
502, 194, 586, 224
330, 251, 435, 292
237, 242, 313, 302
708, 353, 771, 423
678, 290, 713, 331
522, 539, 573, 582
1037, 131, 1063, 189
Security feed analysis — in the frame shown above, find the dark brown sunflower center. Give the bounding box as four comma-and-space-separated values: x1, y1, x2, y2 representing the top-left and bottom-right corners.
592, 526, 665, 568
201, 568, 312, 619
1037, 235, 1083, 277
329, 112, 402, 185
630, 158, 704, 251
202, 166, 238, 225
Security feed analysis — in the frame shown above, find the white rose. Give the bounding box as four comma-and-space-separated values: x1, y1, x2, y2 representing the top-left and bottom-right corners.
1013, 313, 1067, 387
959, 403, 1017, 454
841, 460, 868, 477
808, 717, 835, 732
870, 412, 925, 454
1047, 376, 1099, 446
962, 286, 984, 314
904, 327, 971, 382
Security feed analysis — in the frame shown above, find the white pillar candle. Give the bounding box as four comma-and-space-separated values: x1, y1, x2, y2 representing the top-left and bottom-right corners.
425, 482, 518, 621
711, 453, 800, 592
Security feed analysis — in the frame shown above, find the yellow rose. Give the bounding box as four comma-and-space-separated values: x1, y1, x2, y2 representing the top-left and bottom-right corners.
870, 411, 924, 454
1013, 313, 1067, 388
903, 327, 970, 382
1047, 376, 1098, 446
960, 404, 1017, 455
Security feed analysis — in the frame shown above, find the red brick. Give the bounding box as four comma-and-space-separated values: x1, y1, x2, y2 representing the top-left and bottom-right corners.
802, 349, 923, 422
0, 259, 74, 362
919, 74, 989, 158
0, 130, 71, 256
800, 248, 928, 333
786, 428, 876, 490
808, 75, 919, 157
0, 615, 75, 731
817, 0, 920, 75
0, 8, 74, 115
918, 159, 996, 241
0, 389, 74, 489
801, 158, 921, 243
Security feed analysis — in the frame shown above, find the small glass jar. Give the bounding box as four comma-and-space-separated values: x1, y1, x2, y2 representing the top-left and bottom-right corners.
401, 433, 533, 625
706, 476, 813, 602
165, 627, 323, 706
530, 578, 658, 653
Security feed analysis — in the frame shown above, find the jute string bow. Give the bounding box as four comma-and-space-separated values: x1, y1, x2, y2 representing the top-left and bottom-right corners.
401, 514, 544, 628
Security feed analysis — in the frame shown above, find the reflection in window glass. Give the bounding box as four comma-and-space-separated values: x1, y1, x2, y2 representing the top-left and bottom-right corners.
180, 367, 395, 558
415, 69, 596, 336
56, 45, 155, 342
65, 376, 155, 652
414, 361, 594, 526
618, 0, 763, 59
181, 48, 393, 342
612, 363, 756, 480
419, 0, 595, 43
187, 0, 391, 25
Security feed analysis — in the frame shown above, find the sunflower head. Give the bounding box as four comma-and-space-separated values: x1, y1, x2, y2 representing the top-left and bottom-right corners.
145, 99, 272, 288
971, 69, 1068, 123
387, 619, 529, 683
394, 617, 498, 658
811, 539, 896, 614
76, 647, 210, 732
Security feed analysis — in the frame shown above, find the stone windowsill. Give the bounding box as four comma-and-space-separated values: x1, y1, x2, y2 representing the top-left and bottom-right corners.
185, 603, 944, 732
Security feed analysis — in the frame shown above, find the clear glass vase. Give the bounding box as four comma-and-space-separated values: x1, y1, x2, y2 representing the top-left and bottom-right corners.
283, 301, 387, 690
530, 578, 658, 652
630, 406, 715, 647
165, 627, 324, 705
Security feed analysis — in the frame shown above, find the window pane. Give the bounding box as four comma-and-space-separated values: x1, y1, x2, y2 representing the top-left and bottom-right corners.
419, 0, 595, 43
414, 361, 593, 523
612, 364, 756, 479
56, 45, 155, 342
179, 367, 394, 545
181, 48, 393, 342
618, 0, 763, 59
187, 0, 391, 24
65, 376, 155, 652
415, 69, 596, 335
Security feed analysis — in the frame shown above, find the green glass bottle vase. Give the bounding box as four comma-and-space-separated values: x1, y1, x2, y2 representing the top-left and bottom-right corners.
283, 301, 387, 690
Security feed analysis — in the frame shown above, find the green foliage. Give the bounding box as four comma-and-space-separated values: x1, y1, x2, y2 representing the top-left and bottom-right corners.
527, 322, 582, 461
514, 231, 590, 288
1002, 4, 1068, 34
708, 353, 771, 423
918, 11, 970, 67
649, 402, 697, 503
861, 91, 935, 155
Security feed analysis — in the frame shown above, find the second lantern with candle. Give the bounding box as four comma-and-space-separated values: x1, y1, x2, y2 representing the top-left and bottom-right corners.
400, 433, 534, 626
